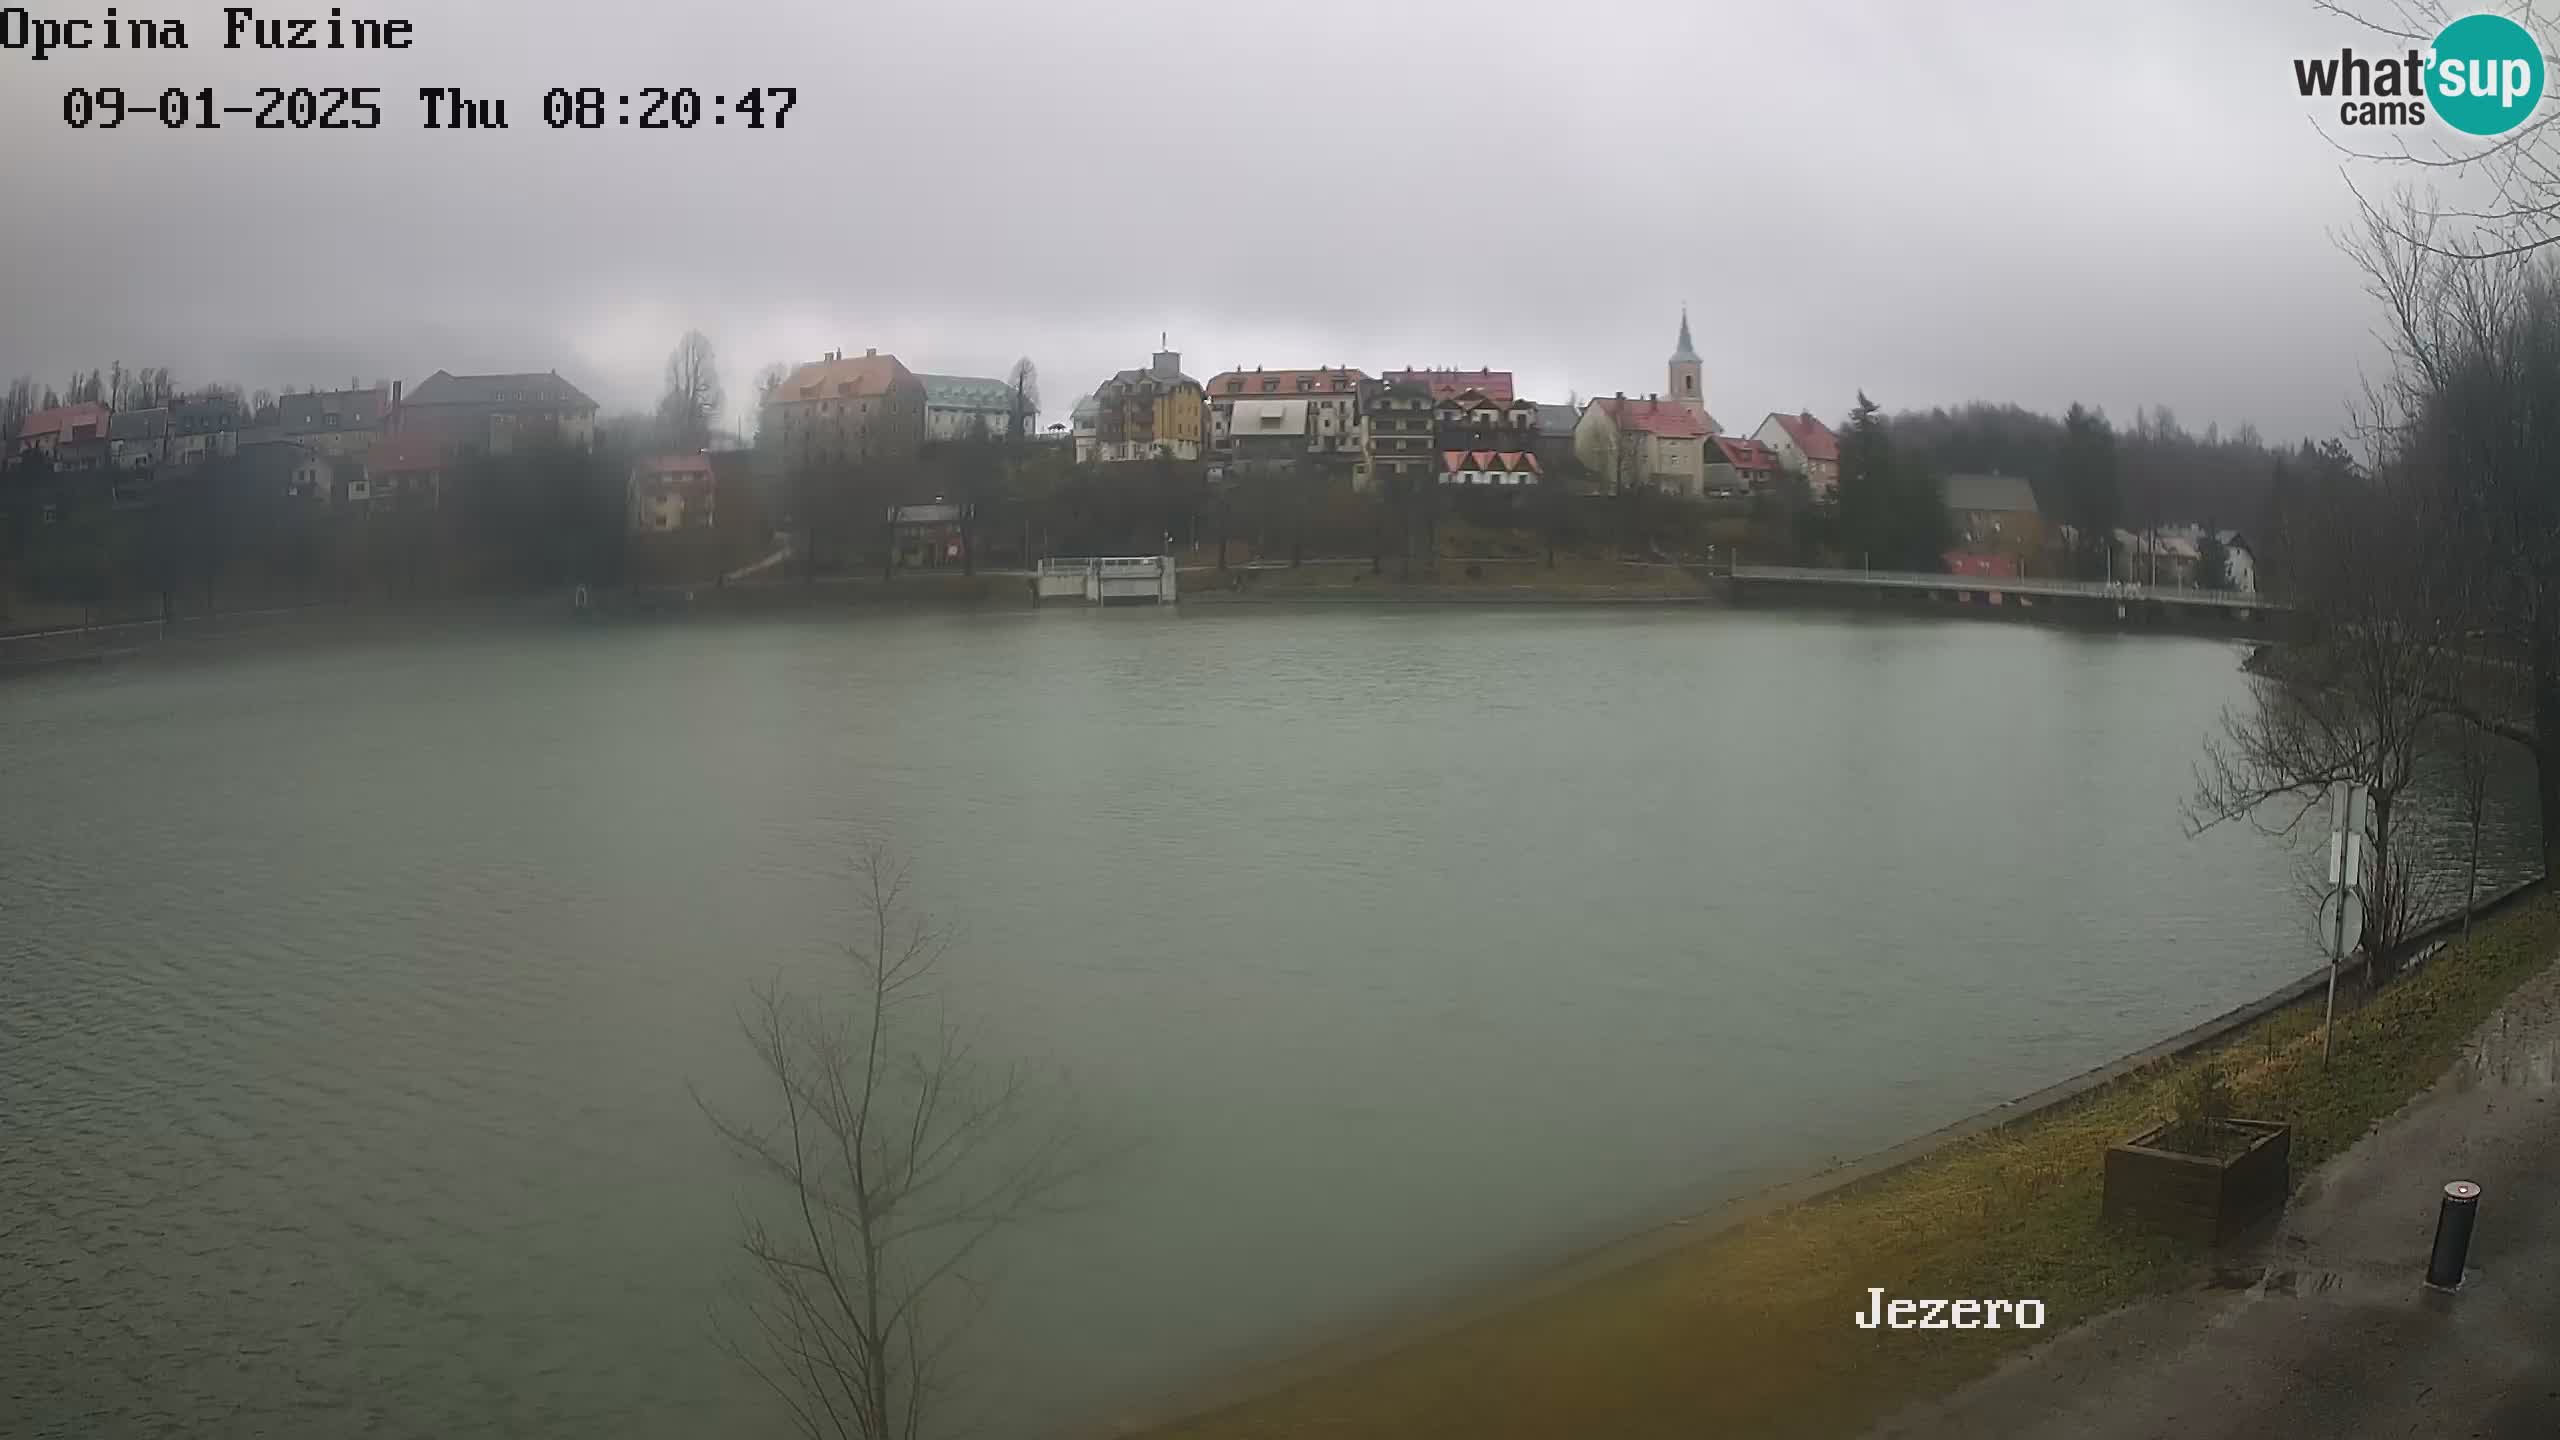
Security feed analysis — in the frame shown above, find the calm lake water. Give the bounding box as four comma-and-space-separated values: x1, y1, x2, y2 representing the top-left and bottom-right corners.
1, 605, 2540, 1438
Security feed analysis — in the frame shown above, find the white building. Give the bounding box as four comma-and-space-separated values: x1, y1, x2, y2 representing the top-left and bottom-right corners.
918, 373, 1027, 443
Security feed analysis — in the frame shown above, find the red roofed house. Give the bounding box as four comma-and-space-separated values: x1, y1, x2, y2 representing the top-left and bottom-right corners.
1575, 393, 1714, 498
1433, 386, 1542, 489
1754, 411, 1841, 498
1707, 436, 1782, 495
15, 403, 111, 470
628, 453, 717, 533
1204, 366, 1368, 485
362, 432, 450, 510
1439, 448, 1540, 488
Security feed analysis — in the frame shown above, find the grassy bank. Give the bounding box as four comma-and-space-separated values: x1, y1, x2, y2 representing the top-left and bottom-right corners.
1147, 892, 2560, 1440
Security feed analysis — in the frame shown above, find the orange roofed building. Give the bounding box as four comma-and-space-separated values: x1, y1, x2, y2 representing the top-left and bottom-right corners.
762, 349, 926, 469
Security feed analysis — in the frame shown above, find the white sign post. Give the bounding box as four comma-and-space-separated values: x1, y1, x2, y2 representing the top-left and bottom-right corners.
2319, 781, 2369, 1066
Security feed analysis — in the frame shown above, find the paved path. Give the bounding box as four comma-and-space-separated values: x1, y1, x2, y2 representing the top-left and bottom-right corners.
1870, 956, 2560, 1440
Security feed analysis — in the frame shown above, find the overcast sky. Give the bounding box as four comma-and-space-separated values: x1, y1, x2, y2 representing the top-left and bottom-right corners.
0, 0, 2465, 442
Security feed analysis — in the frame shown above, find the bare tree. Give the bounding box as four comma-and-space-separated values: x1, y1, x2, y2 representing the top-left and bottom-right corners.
699, 848, 1079, 1440
753, 362, 792, 444
660, 330, 725, 452
2188, 461, 2466, 971
2347, 195, 2560, 876
2453, 722, 2497, 951
0, 376, 35, 443
1004, 358, 1039, 443
2317, 0, 2560, 260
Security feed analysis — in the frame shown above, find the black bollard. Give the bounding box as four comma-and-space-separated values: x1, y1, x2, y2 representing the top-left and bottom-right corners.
2425, 1180, 2481, 1291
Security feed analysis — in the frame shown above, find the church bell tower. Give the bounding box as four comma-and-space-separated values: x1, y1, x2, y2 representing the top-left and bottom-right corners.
1669, 306, 1705, 423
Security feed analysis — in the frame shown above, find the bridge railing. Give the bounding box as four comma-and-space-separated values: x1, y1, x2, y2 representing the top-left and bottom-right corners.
1729, 564, 2272, 608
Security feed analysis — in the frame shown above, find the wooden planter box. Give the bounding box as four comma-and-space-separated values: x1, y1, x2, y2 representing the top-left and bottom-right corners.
2102, 1120, 2290, 1246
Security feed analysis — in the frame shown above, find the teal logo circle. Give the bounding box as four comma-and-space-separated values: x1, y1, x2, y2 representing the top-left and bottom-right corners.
2432, 13, 2545, 135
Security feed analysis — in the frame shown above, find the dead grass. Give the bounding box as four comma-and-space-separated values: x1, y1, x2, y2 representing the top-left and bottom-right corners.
1148, 893, 2560, 1440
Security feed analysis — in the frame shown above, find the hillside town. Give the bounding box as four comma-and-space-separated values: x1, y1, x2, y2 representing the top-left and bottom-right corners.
0, 309, 2270, 626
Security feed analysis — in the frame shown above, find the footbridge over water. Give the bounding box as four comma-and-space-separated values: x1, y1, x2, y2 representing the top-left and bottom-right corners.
1728, 565, 2289, 633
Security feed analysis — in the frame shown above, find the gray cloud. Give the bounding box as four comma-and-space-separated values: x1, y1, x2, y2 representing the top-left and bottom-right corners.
0, 0, 2420, 440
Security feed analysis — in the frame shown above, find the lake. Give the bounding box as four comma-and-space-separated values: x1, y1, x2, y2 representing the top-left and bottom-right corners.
0, 604, 2540, 1438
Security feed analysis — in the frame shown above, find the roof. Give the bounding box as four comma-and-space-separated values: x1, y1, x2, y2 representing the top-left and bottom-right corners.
1070, 394, 1099, 423
769, 353, 914, 405
1228, 398, 1309, 436
407, 369, 599, 411
1712, 436, 1780, 469
280, 388, 388, 432
173, 397, 244, 434
633, 453, 714, 477
1206, 367, 1368, 397
369, 432, 450, 473
1595, 395, 1712, 440
1439, 449, 1541, 473
1766, 411, 1839, 463
917, 374, 1017, 410
1671, 309, 1700, 364
1100, 362, 1200, 394
1944, 472, 2041, 515
1536, 403, 1581, 438
1383, 369, 1514, 402
108, 407, 170, 440
18, 402, 109, 441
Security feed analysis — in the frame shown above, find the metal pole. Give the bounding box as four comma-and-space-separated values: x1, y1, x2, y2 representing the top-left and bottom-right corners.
2427, 1181, 2481, 1290
2322, 932, 2339, 1066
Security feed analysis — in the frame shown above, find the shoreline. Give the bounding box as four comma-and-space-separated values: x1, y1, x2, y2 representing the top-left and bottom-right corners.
1112, 873, 2550, 1440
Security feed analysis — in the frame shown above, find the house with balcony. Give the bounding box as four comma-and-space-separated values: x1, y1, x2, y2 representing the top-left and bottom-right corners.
1206, 367, 1368, 485
1361, 376, 1436, 497
1092, 345, 1206, 464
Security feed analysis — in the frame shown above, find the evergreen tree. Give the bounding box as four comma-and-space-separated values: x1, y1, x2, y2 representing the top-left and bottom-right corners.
2052, 403, 2121, 579
1835, 393, 1949, 571
2196, 527, 2229, 590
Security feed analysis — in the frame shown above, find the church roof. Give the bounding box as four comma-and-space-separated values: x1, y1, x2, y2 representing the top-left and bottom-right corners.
1671, 308, 1700, 365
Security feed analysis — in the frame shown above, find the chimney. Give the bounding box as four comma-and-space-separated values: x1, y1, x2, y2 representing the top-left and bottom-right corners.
865, 348, 877, 358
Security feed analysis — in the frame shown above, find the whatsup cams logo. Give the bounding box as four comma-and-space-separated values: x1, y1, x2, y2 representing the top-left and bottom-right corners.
2295, 11, 2546, 134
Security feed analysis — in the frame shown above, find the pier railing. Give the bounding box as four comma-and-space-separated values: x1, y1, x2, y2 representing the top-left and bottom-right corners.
1729, 564, 2278, 611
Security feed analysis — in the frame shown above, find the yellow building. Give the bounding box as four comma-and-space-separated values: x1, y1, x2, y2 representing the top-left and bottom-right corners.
1092, 345, 1205, 463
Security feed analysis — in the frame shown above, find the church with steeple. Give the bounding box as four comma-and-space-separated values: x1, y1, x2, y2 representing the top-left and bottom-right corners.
1668, 306, 1712, 431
